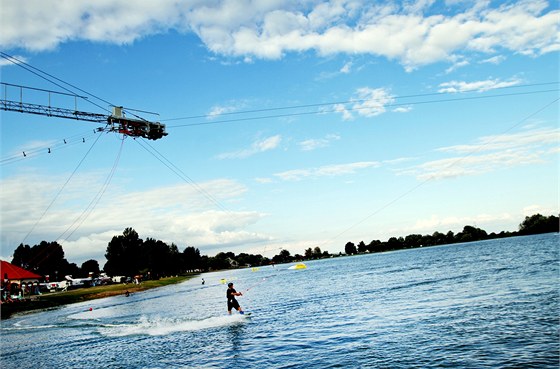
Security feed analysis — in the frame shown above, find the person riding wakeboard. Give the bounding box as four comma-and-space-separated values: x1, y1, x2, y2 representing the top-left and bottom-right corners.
226, 282, 244, 315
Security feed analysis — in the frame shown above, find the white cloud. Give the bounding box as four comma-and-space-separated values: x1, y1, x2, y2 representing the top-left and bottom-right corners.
437, 127, 559, 153
254, 177, 273, 184
438, 77, 522, 93
207, 104, 240, 119
274, 161, 380, 181
2, 1, 558, 70
0, 55, 28, 67
298, 133, 340, 151
0, 0, 182, 50
353, 87, 396, 117
404, 0, 437, 14
0, 172, 272, 264
396, 127, 560, 180
445, 59, 470, 74
404, 150, 546, 181
316, 60, 355, 80
255, 134, 282, 151
340, 61, 352, 73
176, 210, 272, 249
480, 55, 506, 64
336, 87, 395, 120
383, 156, 417, 165
406, 207, 558, 236
392, 106, 412, 113
408, 212, 516, 233
206, 99, 254, 119
58, 230, 121, 265
522, 204, 559, 217
333, 103, 354, 121
217, 134, 282, 159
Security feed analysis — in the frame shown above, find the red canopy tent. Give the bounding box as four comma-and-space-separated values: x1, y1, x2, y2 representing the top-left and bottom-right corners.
1, 260, 42, 284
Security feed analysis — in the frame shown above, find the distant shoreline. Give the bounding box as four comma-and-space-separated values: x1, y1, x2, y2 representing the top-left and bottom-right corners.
1, 275, 195, 320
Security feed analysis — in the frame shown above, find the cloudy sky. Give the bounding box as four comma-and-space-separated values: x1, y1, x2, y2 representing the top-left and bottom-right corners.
1, 0, 558, 266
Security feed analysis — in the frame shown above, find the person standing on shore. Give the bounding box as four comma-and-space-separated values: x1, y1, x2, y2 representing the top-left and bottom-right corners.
226, 282, 244, 315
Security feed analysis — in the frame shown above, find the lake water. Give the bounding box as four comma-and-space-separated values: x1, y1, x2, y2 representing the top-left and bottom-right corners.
1, 233, 558, 368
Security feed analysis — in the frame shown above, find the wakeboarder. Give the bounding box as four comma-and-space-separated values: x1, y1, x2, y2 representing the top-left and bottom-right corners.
226, 282, 244, 315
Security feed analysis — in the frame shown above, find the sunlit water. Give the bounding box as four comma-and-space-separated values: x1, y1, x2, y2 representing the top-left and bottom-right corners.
1, 234, 558, 368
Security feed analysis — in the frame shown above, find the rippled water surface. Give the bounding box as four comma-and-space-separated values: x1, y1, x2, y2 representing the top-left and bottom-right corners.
1, 234, 558, 368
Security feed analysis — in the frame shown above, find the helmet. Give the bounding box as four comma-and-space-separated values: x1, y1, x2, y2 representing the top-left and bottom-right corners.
227, 282, 233, 287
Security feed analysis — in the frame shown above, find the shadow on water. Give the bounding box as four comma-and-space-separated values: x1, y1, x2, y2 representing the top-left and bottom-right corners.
228, 322, 246, 359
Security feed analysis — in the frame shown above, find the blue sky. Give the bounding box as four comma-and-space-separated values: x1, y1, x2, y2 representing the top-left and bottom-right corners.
1, 0, 558, 266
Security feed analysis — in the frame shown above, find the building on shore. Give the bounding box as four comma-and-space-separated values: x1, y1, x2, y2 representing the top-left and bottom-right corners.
1, 260, 42, 301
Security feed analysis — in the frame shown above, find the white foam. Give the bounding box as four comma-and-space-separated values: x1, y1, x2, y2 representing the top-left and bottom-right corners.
3, 324, 57, 331
99, 314, 247, 337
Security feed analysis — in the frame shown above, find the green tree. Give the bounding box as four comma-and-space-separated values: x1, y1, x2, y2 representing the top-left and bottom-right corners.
313, 246, 322, 258
431, 231, 447, 246
357, 241, 367, 253
236, 253, 254, 267
11, 244, 32, 270
208, 253, 232, 270
446, 231, 455, 244
404, 234, 423, 248
168, 243, 182, 275
66, 263, 81, 279
81, 259, 100, 277
143, 238, 174, 278
12, 241, 74, 280
345, 242, 357, 255
386, 237, 402, 250
183, 246, 202, 272
519, 214, 560, 235
367, 239, 382, 253
104, 228, 143, 277
455, 226, 487, 243
199, 255, 210, 272
272, 249, 292, 263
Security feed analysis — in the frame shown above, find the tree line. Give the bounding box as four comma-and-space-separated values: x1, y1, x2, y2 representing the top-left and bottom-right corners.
344, 213, 559, 255
8, 213, 558, 282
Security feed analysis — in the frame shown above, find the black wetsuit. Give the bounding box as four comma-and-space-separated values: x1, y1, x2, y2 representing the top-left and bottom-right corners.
227, 287, 240, 311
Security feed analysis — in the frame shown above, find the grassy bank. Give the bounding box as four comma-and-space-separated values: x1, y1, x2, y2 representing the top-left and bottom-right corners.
1, 275, 195, 320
